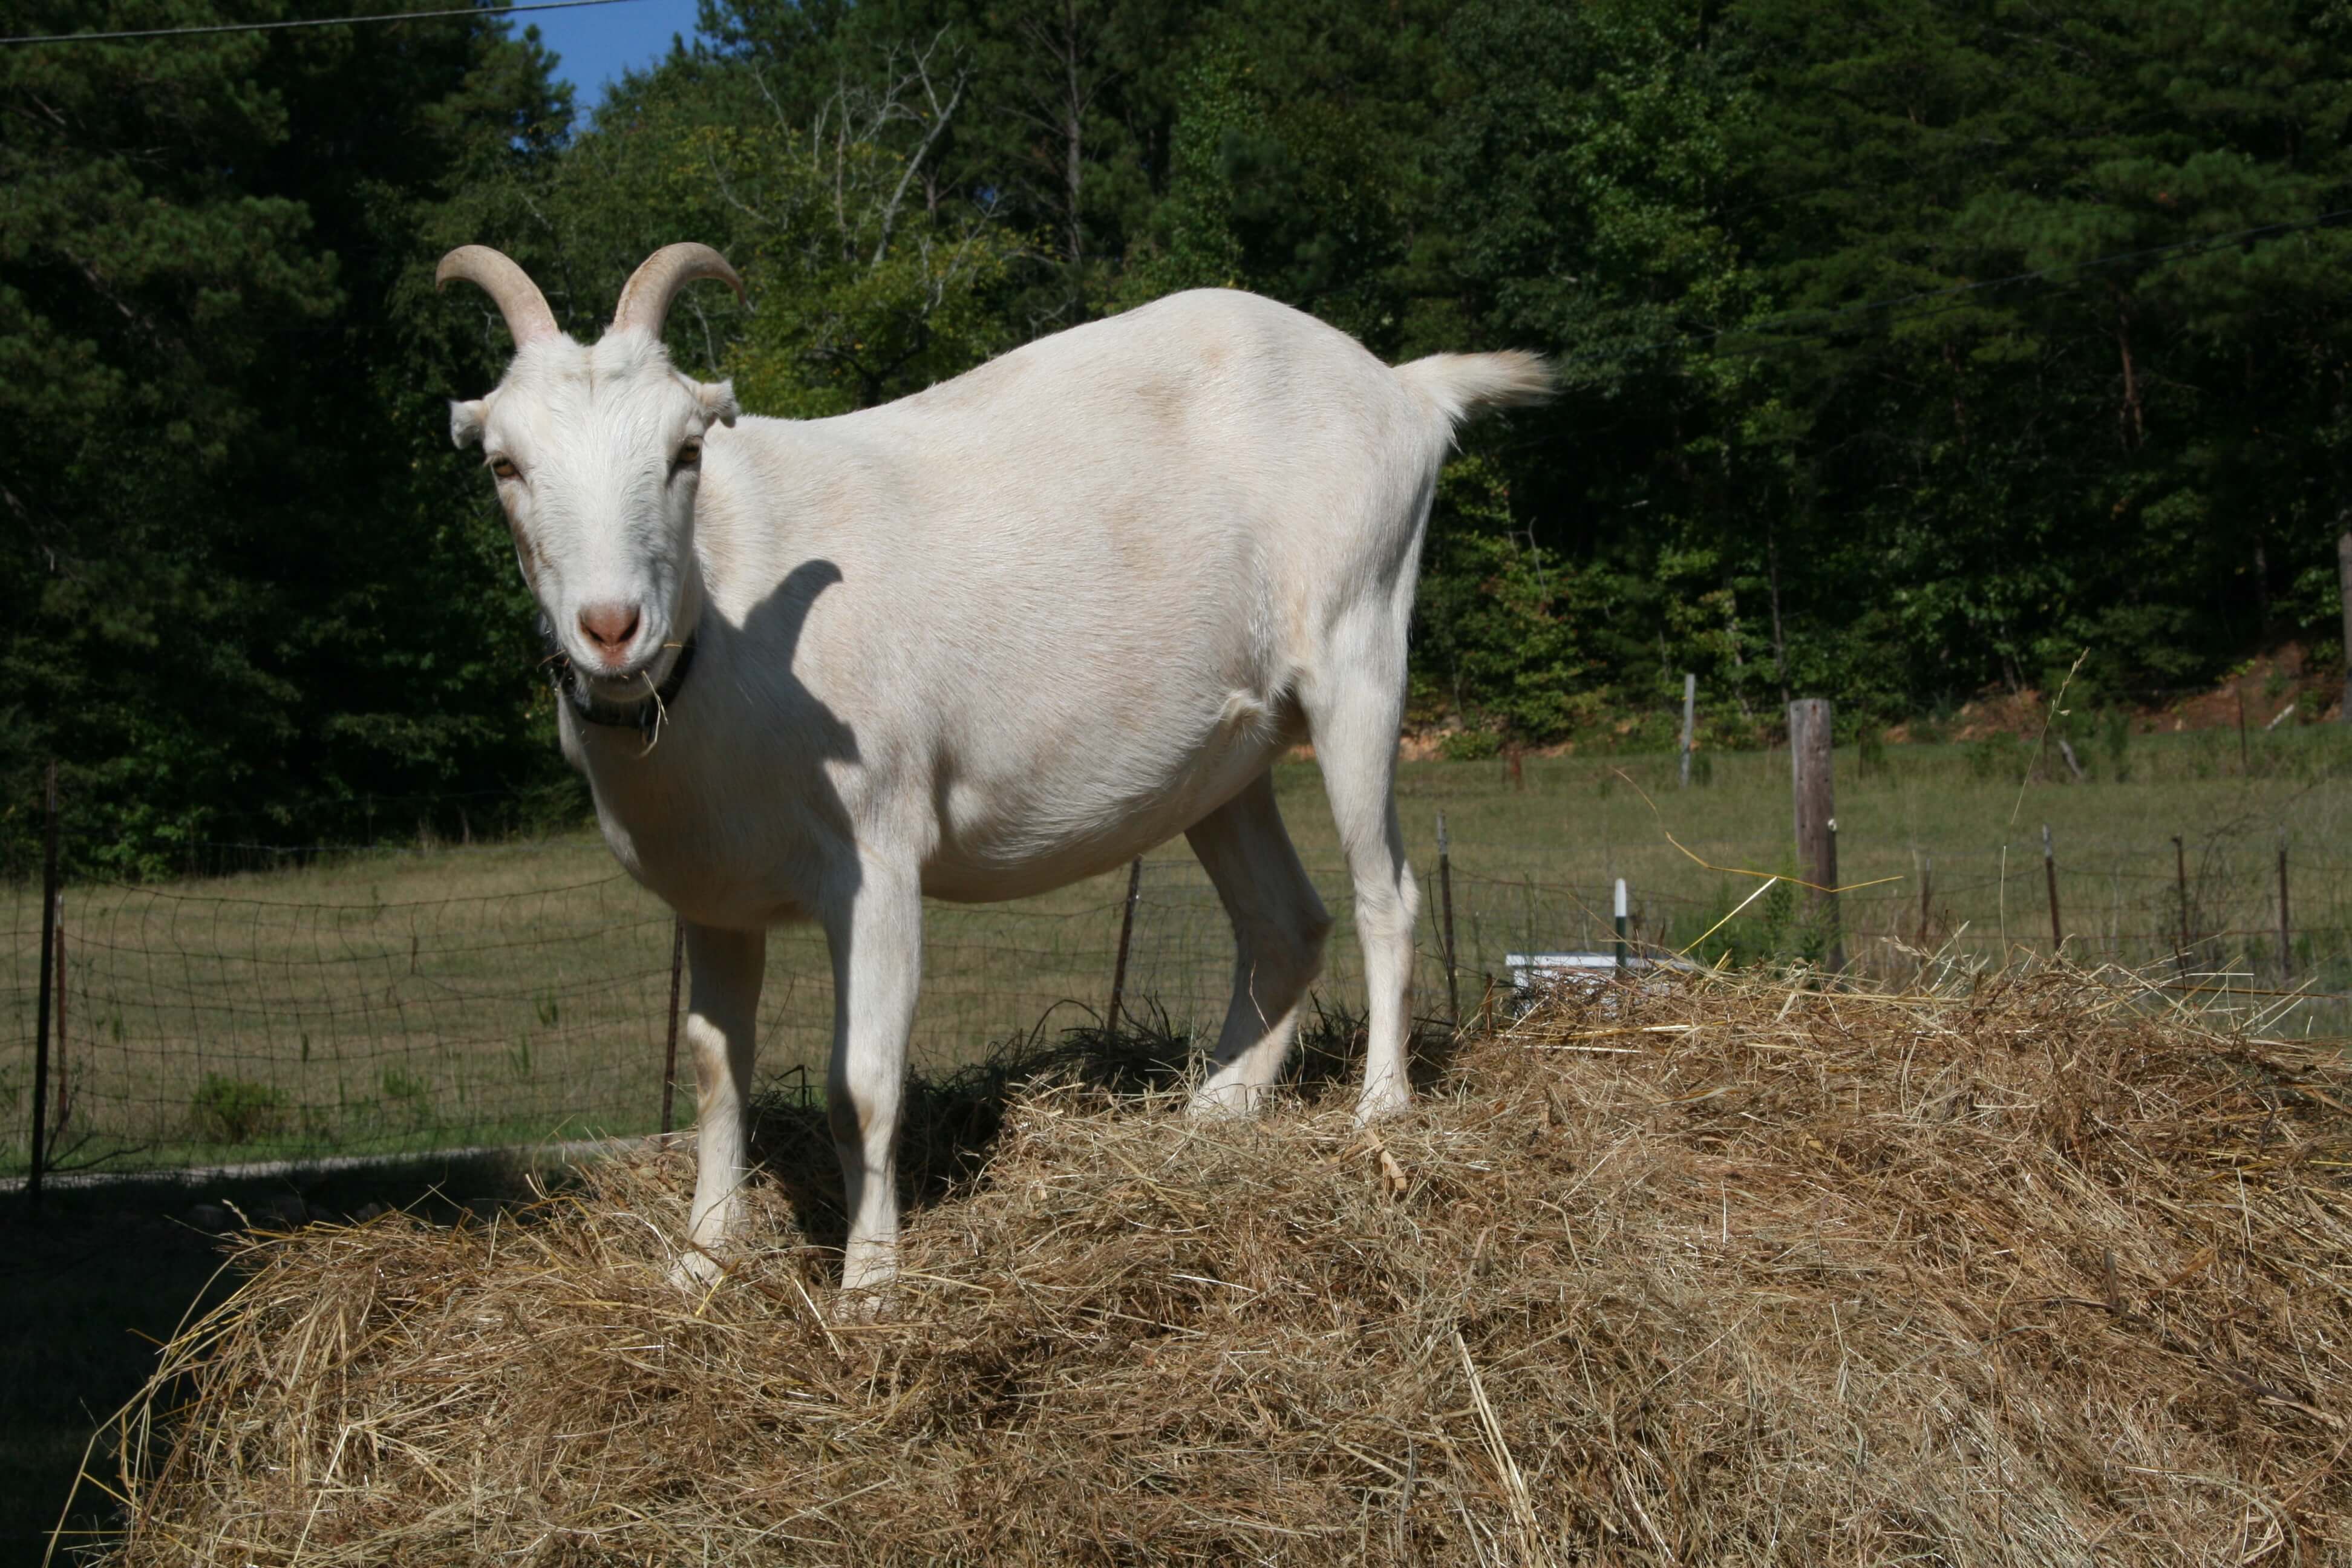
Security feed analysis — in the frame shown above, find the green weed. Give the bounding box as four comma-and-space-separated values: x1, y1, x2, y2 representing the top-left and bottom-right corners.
189, 1075, 290, 1145
1440, 728, 1503, 762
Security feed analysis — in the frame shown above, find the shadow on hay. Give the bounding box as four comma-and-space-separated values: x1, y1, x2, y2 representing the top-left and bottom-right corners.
742, 995, 1460, 1256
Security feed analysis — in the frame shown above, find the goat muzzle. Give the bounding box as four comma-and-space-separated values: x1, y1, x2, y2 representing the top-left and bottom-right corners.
577, 603, 643, 662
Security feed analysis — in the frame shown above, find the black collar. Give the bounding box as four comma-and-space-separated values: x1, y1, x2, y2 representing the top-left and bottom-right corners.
540, 618, 698, 744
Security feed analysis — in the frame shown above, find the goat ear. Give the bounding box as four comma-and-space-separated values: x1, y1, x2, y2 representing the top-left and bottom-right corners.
449, 399, 488, 448
697, 380, 740, 429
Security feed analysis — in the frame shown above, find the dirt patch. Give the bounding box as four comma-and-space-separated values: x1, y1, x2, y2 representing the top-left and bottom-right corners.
1878, 645, 2340, 745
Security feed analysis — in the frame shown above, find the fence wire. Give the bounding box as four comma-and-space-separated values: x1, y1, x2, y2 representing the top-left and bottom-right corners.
7, 828, 2352, 1178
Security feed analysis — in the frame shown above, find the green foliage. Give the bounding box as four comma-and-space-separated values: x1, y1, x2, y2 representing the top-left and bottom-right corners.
1111, 43, 1259, 305
380, 1067, 431, 1102
1857, 725, 1889, 780
1676, 869, 1838, 972
2103, 709, 2135, 780
1, 0, 573, 873
1426, 0, 2352, 739
1440, 729, 1504, 762
12, 0, 2352, 860
1413, 456, 1617, 741
189, 1076, 290, 1146
378, 1066, 436, 1134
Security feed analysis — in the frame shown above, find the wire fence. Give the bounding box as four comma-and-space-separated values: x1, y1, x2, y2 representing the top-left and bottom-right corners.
8, 818, 2352, 1180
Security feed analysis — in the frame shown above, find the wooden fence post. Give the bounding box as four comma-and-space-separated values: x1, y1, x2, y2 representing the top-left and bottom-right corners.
2042, 824, 2063, 957
30, 762, 59, 1209
659, 916, 685, 1135
1788, 699, 1843, 972
1105, 857, 1142, 1036
1436, 813, 1459, 1027
1679, 673, 1697, 788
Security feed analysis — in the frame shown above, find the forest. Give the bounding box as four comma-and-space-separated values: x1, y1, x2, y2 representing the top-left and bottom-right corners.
6, 0, 2351, 870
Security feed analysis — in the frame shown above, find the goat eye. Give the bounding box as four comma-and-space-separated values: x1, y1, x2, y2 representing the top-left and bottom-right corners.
673, 440, 702, 468
489, 456, 520, 482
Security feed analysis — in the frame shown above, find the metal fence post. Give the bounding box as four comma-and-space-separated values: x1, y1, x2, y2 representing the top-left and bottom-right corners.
1437, 813, 1459, 1027
660, 916, 685, 1135
2173, 834, 2192, 970
2042, 824, 2062, 957
1106, 857, 1142, 1036
30, 762, 59, 1209
1613, 877, 1628, 971
50, 886, 68, 1145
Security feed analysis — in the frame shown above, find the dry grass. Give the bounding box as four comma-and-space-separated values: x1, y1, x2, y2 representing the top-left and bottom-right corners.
74, 963, 2352, 1566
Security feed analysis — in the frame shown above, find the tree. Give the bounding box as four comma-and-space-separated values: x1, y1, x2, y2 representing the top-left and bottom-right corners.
0, 1, 570, 869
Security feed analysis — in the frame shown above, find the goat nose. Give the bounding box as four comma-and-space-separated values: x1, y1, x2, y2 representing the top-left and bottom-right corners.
578, 602, 642, 658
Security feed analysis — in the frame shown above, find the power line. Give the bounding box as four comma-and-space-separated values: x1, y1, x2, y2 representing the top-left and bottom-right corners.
0, 0, 641, 47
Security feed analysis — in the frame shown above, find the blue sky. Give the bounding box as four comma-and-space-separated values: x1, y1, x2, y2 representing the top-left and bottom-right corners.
517, 0, 707, 109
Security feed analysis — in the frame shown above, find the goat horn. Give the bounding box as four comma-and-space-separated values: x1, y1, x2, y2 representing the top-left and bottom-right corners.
612, 243, 745, 338
436, 246, 559, 347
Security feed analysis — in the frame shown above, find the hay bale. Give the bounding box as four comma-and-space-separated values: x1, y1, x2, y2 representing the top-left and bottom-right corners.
86, 970, 2352, 1564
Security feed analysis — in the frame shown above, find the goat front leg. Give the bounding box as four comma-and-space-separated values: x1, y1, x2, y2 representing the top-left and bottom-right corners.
678, 922, 765, 1284
822, 860, 922, 1294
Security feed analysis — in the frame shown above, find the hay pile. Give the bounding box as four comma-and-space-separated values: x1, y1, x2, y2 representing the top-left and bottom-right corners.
87, 970, 2352, 1565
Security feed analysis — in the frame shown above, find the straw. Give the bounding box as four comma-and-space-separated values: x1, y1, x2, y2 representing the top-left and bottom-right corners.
76, 964, 2352, 1565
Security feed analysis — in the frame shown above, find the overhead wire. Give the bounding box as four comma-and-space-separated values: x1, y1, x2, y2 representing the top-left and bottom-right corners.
1, 0, 639, 47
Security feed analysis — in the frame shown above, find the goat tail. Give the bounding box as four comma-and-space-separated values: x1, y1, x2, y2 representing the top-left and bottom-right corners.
1395, 349, 1556, 430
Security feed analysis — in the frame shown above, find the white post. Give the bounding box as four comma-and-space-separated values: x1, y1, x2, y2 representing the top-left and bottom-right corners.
1613, 877, 1629, 970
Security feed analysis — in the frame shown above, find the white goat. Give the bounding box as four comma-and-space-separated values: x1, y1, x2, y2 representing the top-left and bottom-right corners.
439, 244, 1550, 1289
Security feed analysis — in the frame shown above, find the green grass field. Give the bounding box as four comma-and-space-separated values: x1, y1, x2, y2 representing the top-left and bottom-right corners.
7, 724, 2351, 1175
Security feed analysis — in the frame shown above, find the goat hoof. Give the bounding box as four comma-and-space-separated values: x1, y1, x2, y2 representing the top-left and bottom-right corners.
1186, 1082, 1266, 1119
1353, 1080, 1411, 1126
834, 1285, 898, 1324
668, 1248, 726, 1291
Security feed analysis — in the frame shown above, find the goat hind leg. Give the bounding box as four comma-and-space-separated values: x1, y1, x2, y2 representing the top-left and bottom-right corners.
822, 860, 922, 1294
1185, 770, 1331, 1115
1305, 659, 1420, 1125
